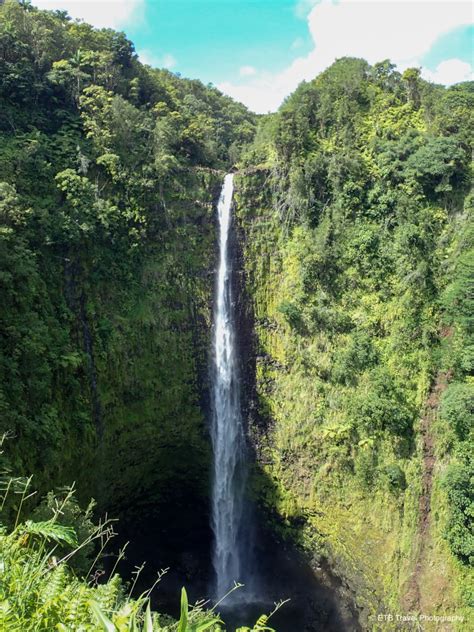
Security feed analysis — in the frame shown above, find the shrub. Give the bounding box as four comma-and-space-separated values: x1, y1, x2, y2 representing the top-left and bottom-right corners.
382, 464, 407, 493
352, 368, 413, 436
440, 382, 474, 441
442, 449, 474, 565
277, 301, 303, 330
331, 331, 378, 385
354, 444, 378, 489
32, 490, 97, 576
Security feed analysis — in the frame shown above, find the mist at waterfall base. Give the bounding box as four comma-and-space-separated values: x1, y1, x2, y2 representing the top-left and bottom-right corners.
110, 176, 360, 631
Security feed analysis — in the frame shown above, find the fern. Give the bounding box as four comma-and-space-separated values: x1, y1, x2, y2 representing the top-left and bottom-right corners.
95, 573, 122, 611
37, 565, 68, 604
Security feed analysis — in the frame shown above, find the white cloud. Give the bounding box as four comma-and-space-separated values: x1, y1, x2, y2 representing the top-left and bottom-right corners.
219, 0, 473, 113
138, 50, 177, 70
218, 75, 287, 114
239, 65, 257, 77
33, 0, 144, 29
422, 58, 474, 84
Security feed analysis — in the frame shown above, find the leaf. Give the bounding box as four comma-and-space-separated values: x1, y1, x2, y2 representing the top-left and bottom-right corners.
90, 601, 117, 632
177, 587, 188, 632
143, 602, 154, 632
130, 614, 139, 632
22, 520, 78, 547
193, 618, 222, 631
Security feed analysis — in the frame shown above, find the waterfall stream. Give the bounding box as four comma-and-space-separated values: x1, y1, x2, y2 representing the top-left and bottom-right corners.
210, 174, 248, 599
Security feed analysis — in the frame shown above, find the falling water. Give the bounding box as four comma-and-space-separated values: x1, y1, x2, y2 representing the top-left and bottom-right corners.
210, 173, 248, 599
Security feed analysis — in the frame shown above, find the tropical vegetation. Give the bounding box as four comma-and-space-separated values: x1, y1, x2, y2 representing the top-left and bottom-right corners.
0, 0, 472, 629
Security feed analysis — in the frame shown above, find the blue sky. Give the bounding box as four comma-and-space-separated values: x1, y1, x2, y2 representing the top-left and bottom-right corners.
127, 1, 314, 82
34, 1, 473, 112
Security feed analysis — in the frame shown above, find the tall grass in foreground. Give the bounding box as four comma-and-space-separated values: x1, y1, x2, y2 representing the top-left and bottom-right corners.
0, 467, 281, 631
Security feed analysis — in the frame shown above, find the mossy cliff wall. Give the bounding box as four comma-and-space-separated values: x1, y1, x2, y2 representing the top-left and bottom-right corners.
3, 168, 221, 522
88, 171, 221, 518
233, 117, 472, 629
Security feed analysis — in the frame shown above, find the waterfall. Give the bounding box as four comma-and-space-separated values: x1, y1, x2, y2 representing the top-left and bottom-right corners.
211, 173, 248, 599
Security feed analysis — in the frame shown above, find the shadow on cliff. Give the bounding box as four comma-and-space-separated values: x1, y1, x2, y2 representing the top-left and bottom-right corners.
227, 462, 363, 632
104, 492, 213, 612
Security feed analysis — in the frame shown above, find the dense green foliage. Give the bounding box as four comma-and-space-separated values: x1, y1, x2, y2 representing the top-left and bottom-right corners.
437, 202, 474, 568
236, 58, 473, 620
0, 0, 255, 522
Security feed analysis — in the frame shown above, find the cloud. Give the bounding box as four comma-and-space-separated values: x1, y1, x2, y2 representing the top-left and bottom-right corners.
239, 65, 257, 77
422, 58, 474, 84
138, 50, 177, 70
218, 74, 287, 114
219, 0, 473, 113
33, 0, 145, 29
137, 49, 158, 67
